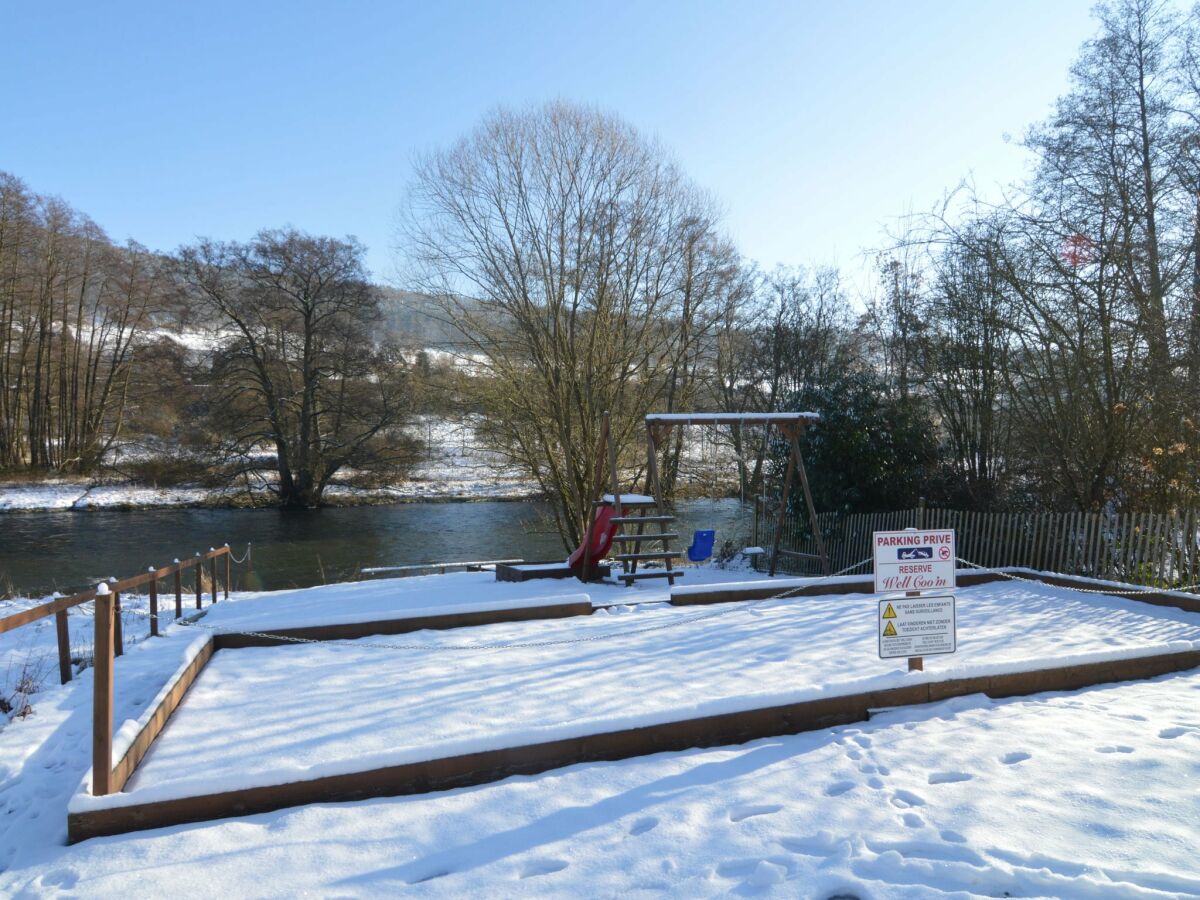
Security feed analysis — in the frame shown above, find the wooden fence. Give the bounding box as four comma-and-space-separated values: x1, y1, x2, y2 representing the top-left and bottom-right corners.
0, 545, 240, 685
758, 506, 1200, 588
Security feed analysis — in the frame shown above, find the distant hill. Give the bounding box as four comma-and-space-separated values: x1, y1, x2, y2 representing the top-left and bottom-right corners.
377, 289, 472, 348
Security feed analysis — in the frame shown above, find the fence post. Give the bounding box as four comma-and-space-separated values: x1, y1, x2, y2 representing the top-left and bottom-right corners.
224, 545, 231, 600
209, 549, 218, 604
173, 560, 182, 618
93, 583, 114, 797
109, 578, 123, 658
195, 553, 202, 609
148, 566, 159, 637
54, 598, 72, 685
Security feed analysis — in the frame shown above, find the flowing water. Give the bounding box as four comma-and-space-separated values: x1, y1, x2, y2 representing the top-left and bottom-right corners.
0, 498, 754, 598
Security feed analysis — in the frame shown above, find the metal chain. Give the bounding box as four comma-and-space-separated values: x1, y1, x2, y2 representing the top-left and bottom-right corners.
125, 557, 876, 652
227, 543, 252, 565
955, 557, 1200, 596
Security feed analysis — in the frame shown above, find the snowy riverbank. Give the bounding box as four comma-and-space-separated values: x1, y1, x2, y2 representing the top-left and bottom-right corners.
0, 418, 540, 511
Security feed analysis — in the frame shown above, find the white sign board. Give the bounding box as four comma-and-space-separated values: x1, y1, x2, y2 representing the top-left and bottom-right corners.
873, 529, 956, 593
878, 595, 956, 659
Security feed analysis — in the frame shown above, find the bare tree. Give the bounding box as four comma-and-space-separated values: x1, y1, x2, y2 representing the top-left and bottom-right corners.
0, 172, 154, 473
174, 229, 412, 508
401, 101, 732, 547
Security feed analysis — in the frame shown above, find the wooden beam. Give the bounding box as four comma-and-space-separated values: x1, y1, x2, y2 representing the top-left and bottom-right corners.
110, 638, 216, 793
769, 435, 797, 577
92, 588, 115, 797
213, 600, 595, 649
55, 609, 72, 684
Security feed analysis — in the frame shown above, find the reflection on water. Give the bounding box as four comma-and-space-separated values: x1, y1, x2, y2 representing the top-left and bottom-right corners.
0, 498, 754, 597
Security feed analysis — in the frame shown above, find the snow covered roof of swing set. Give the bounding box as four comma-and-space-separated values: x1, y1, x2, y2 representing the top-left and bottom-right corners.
643, 411, 820, 426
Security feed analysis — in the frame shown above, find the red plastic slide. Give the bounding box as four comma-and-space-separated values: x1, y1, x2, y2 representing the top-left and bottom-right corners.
568, 506, 617, 568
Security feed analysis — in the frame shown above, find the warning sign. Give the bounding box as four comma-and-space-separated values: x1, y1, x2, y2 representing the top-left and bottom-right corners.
878, 594, 956, 659
873, 529, 956, 593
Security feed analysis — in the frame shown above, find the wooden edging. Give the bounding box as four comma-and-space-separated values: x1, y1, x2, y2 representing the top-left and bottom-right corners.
213, 600, 594, 649
111, 637, 216, 793
82, 598, 596, 834
68, 646, 1200, 843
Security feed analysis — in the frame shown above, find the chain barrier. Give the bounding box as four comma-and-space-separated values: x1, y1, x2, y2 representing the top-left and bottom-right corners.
124, 557, 876, 652
227, 543, 252, 566
955, 557, 1200, 596
119, 554, 1199, 654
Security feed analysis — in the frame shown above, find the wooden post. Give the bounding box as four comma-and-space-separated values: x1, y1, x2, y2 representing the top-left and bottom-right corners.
607, 415, 623, 548
579, 414, 610, 581
906, 589, 923, 671
173, 560, 183, 618
769, 439, 796, 577
789, 426, 830, 575
111, 584, 123, 658
93, 585, 115, 797
55, 605, 72, 685
148, 567, 159, 637
209, 551, 218, 604
224, 547, 231, 600
195, 554, 202, 609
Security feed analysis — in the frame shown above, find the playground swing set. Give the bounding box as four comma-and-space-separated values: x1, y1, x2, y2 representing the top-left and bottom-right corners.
498, 410, 829, 586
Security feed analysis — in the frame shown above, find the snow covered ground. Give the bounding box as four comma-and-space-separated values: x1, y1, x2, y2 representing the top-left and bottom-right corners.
0, 570, 1198, 896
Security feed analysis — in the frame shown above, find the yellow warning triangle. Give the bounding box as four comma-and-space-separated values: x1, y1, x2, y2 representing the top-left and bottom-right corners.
882, 621, 898, 637
882, 603, 897, 619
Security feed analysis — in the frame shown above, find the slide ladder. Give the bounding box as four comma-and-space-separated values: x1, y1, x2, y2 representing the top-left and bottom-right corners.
603, 493, 682, 587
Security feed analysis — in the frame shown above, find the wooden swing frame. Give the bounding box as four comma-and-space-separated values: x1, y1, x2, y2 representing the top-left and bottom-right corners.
580, 412, 830, 580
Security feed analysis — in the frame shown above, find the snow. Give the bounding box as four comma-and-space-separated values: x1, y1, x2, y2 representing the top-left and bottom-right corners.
1, 568, 1199, 896
6, 665, 1200, 896
601, 493, 657, 505
75, 577, 1200, 812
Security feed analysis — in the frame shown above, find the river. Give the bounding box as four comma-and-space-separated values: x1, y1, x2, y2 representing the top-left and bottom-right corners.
0, 498, 755, 597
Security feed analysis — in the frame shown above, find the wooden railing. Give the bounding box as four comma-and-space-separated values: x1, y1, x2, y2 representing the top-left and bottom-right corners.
0, 545, 239, 686
759, 505, 1200, 588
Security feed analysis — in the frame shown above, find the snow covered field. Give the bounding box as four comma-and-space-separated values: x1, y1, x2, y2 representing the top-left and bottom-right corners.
1, 569, 1198, 897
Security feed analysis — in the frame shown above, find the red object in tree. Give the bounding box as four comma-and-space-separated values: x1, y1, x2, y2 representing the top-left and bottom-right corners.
1061, 233, 1094, 268
568, 506, 617, 568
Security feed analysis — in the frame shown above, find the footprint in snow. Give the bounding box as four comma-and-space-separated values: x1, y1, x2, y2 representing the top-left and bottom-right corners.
1000, 751, 1031, 765
37, 869, 79, 890
890, 790, 926, 808
928, 772, 974, 785
824, 780, 856, 797
1159, 727, 1192, 739
1094, 745, 1135, 754
729, 803, 783, 822
628, 816, 659, 836
940, 829, 967, 843
902, 812, 924, 828
520, 858, 569, 879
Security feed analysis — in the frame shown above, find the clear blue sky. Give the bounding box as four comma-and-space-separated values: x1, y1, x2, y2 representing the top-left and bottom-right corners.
2, 1, 1099, 287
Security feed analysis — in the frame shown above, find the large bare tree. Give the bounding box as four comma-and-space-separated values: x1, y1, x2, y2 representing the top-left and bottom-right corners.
174, 229, 412, 509
401, 101, 734, 547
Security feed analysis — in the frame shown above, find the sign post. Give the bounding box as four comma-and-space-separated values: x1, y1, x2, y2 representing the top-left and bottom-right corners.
873, 529, 957, 671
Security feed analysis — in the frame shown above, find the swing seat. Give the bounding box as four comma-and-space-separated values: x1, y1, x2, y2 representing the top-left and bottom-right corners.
686, 529, 716, 562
